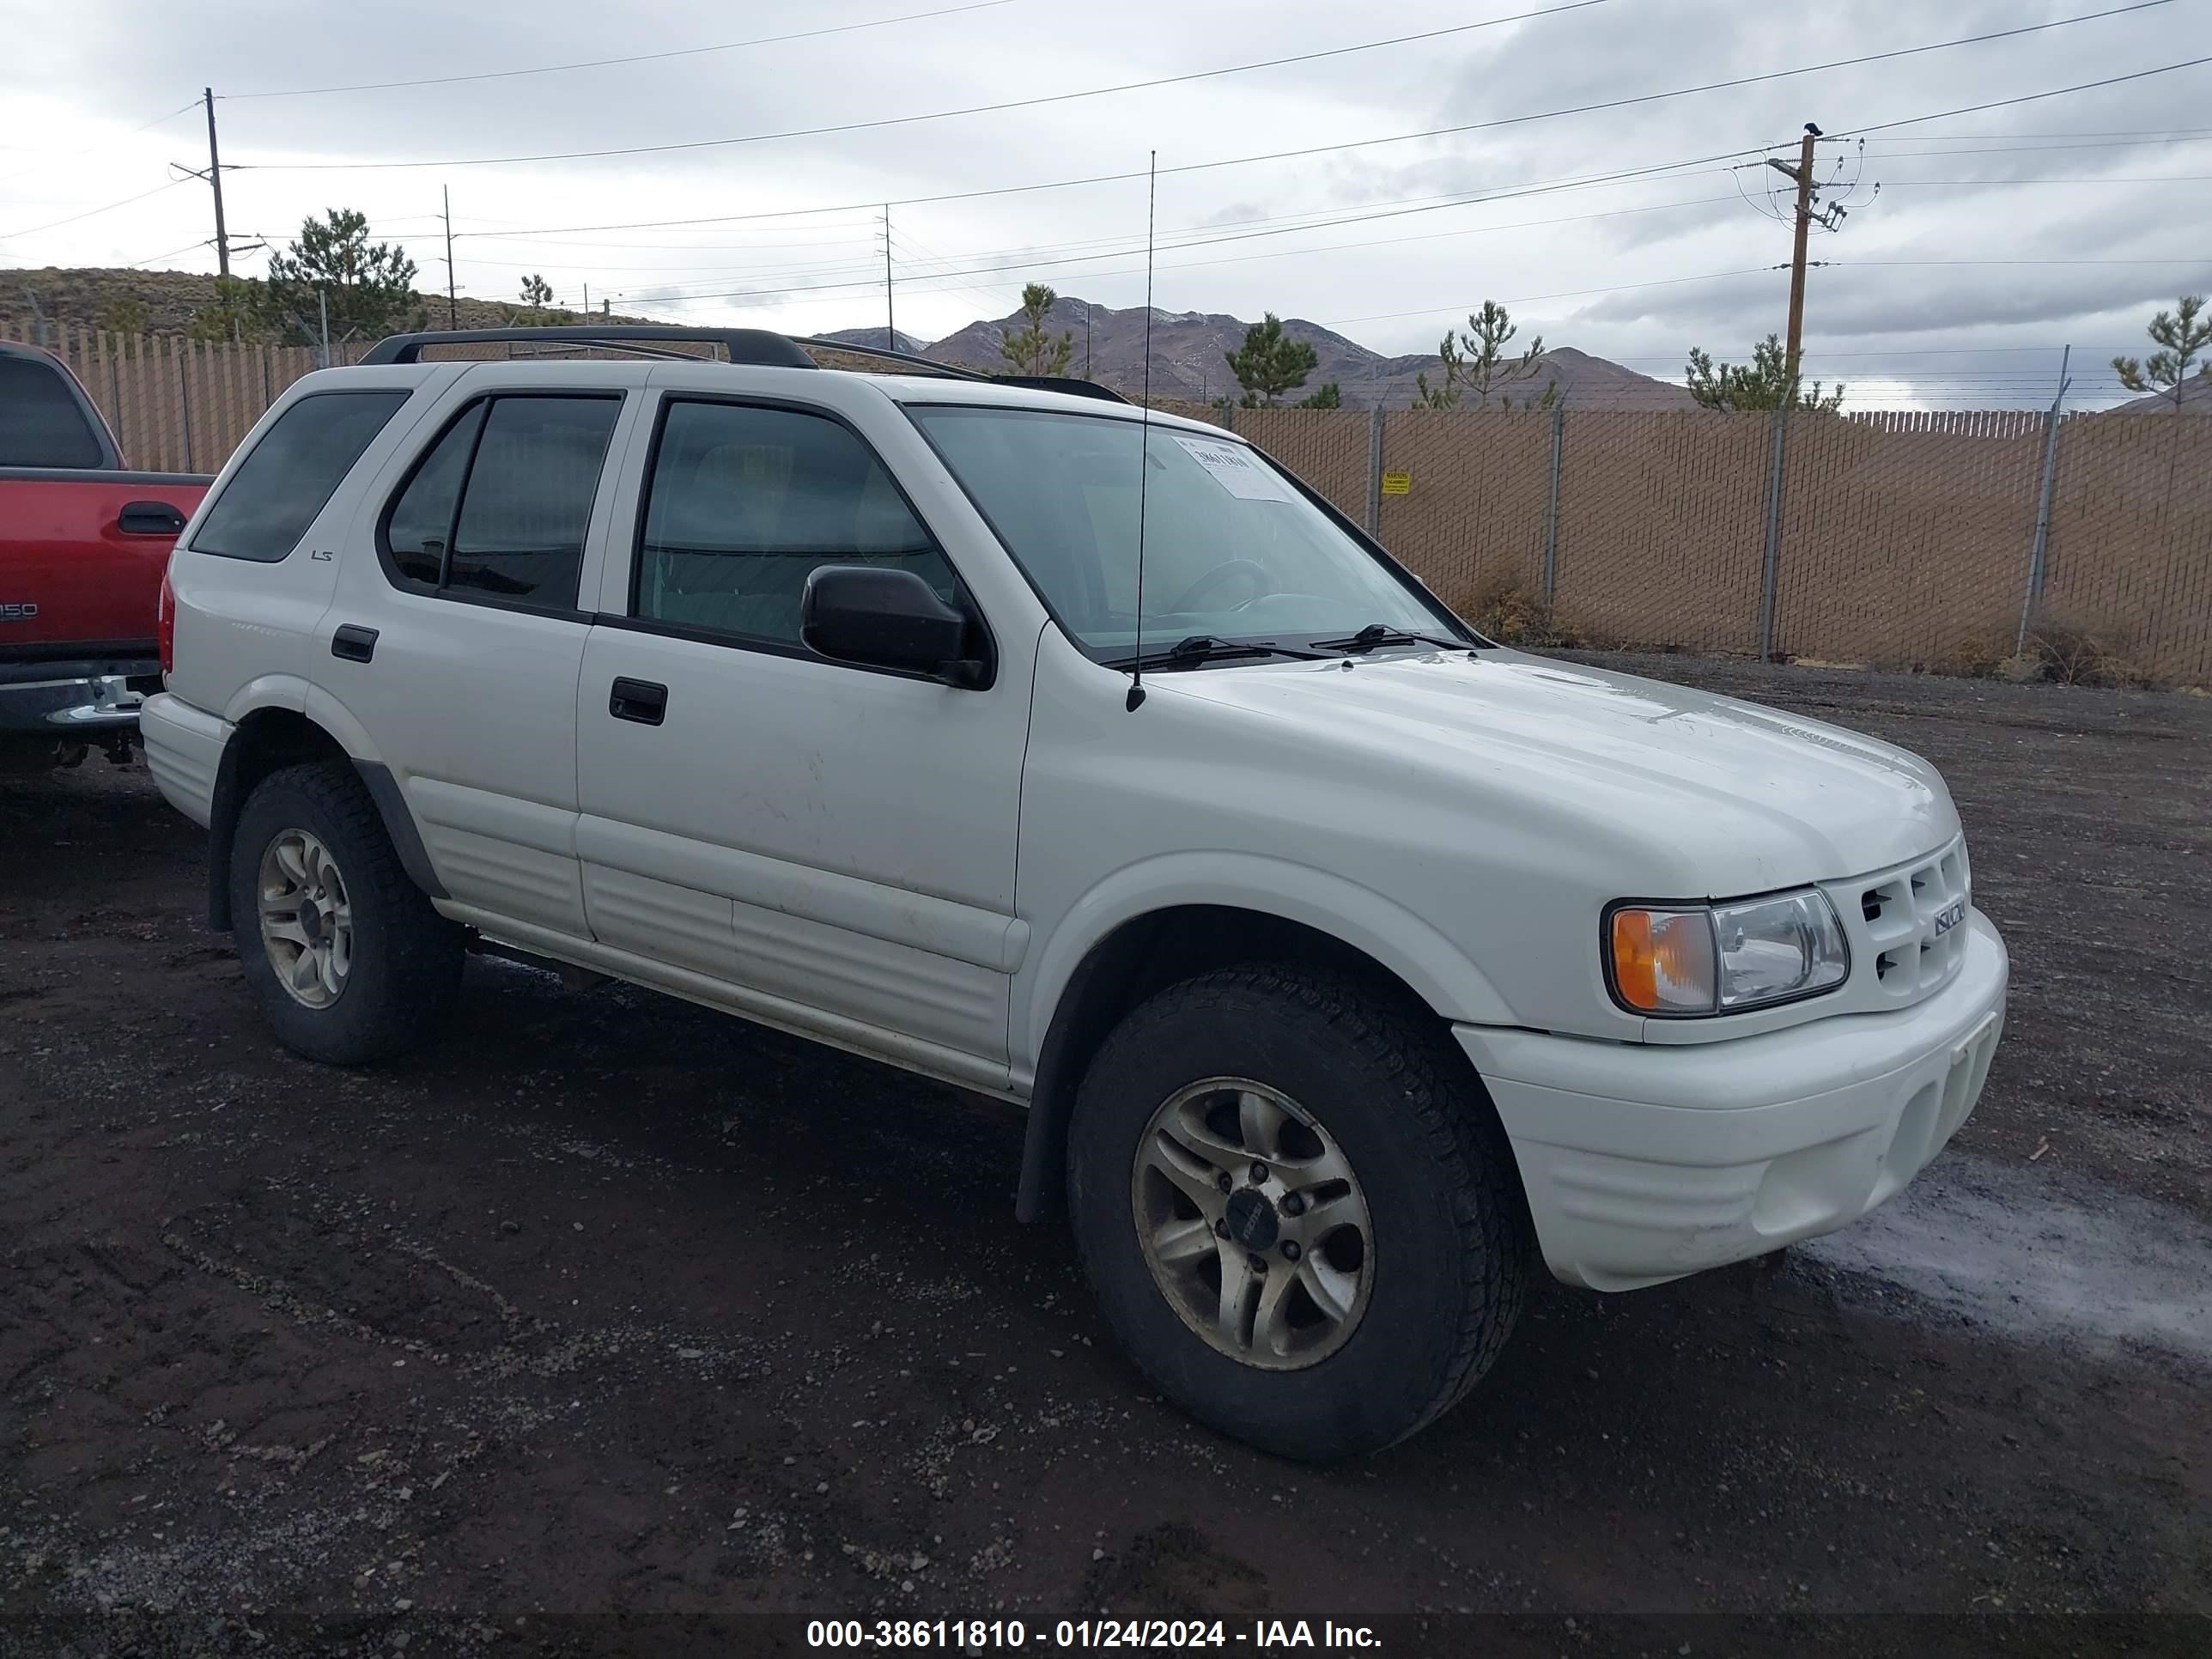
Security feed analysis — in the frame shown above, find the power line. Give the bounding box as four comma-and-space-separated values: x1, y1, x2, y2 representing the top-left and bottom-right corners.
223, 0, 1018, 99
1837, 55, 2212, 137
589, 191, 1748, 305
0, 177, 187, 241
242, 0, 1618, 170
240, 0, 2162, 173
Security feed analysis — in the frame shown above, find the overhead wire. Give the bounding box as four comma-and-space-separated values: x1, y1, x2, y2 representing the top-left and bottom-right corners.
236, 2, 2169, 173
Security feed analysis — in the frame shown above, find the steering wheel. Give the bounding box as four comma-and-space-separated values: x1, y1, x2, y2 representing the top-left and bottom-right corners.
1165, 558, 1273, 615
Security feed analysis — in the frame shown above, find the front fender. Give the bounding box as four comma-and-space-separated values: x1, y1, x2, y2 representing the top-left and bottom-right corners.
1014, 850, 1518, 1078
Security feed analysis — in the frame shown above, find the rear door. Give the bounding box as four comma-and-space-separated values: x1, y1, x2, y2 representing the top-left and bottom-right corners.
327, 369, 639, 940
573, 381, 1032, 1089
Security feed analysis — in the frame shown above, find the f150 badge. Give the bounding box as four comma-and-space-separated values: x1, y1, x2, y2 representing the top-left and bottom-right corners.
0, 601, 40, 623
1932, 898, 1967, 936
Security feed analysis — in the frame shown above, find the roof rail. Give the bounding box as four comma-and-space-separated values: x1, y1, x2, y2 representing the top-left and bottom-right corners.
790, 337, 990, 381
994, 374, 1131, 404
359, 326, 818, 367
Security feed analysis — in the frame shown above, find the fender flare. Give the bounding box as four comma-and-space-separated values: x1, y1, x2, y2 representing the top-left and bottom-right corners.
1012, 854, 1516, 1219
205, 682, 443, 929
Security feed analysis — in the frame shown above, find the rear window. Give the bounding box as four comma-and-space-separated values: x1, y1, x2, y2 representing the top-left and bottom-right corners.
0, 354, 106, 468
192, 391, 410, 562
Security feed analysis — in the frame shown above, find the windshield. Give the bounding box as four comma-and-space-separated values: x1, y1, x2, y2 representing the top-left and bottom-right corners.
907, 405, 1468, 660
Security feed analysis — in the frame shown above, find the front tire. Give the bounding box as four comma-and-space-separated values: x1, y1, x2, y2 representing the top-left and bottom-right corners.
1067, 965, 1528, 1460
229, 762, 462, 1066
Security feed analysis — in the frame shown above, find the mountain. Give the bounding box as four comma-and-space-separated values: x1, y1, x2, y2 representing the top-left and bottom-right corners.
835, 296, 1697, 411
816, 326, 931, 356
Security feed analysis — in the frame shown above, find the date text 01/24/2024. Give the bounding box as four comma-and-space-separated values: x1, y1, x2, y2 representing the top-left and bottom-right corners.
805, 1620, 1382, 1649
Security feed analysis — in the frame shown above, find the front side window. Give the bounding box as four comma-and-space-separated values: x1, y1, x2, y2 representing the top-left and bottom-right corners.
380, 393, 621, 611
194, 391, 410, 562
908, 406, 1464, 661
634, 398, 955, 647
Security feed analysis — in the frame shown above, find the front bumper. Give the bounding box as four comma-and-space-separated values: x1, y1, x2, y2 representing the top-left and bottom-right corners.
0, 664, 161, 735
1460, 911, 2008, 1291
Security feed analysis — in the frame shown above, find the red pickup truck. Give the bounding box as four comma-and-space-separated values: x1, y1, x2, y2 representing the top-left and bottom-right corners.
1, 340, 210, 769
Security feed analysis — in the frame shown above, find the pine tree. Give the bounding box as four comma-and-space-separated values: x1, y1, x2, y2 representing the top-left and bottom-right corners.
1224, 313, 1319, 407
1686, 334, 1844, 412
258, 209, 424, 347
1000, 283, 1074, 376
2113, 295, 2211, 412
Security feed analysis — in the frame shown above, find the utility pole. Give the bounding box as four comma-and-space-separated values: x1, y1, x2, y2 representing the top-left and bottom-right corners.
204, 89, 231, 276
174, 90, 259, 274
442, 185, 459, 328
882, 204, 895, 349
1768, 125, 1819, 375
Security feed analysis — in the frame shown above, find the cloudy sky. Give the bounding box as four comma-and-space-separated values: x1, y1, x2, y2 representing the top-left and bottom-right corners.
1, 0, 2206, 407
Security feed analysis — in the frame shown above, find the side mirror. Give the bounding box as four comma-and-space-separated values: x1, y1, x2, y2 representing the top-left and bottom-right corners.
801, 566, 988, 688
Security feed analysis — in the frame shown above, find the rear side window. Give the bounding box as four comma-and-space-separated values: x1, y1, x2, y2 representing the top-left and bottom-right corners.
193, 391, 410, 562
381, 394, 621, 612
0, 353, 107, 468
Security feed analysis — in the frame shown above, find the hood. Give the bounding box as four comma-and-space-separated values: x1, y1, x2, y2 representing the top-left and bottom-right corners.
1163, 648, 1956, 891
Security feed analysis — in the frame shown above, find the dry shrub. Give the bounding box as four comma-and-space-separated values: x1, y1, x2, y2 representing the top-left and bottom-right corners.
2014, 611, 2167, 690
1462, 571, 1582, 648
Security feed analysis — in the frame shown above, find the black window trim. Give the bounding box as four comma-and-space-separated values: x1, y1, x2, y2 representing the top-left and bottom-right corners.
191, 386, 415, 565
619, 388, 998, 690
897, 399, 1486, 663
373, 387, 626, 616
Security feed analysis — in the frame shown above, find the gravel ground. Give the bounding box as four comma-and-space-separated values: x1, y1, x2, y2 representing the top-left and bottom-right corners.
1, 654, 2206, 1656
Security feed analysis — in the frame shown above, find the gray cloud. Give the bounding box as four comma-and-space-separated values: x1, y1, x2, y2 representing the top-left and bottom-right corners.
2, 0, 2204, 407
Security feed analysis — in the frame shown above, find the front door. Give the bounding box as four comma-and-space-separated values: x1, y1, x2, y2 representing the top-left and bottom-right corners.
574, 392, 1029, 1090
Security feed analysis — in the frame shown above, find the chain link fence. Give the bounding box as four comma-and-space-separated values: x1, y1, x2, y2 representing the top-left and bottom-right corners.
1235, 404, 2212, 684
9, 323, 2207, 682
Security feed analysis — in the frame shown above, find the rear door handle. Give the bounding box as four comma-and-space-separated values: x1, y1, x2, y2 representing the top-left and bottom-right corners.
117, 500, 187, 537
609, 678, 667, 726
331, 624, 379, 663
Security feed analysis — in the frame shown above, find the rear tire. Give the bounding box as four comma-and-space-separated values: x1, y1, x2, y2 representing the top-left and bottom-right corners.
1067, 964, 1528, 1461
229, 762, 462, 1066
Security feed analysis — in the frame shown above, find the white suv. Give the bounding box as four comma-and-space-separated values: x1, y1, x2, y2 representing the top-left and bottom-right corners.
141, 326, 2007, 1460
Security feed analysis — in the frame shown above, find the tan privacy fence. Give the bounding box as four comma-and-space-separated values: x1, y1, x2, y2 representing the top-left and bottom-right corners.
1233, 405, 2212, 685
3, 323, 372, 475
9, 325, 2206, 682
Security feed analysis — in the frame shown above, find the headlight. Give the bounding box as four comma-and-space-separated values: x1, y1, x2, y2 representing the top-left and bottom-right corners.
1607, 889, 1849, 1017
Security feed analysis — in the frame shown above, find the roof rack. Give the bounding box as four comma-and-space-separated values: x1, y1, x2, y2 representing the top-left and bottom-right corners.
356, 325, 1129, 403
791, 341, 1128, 401
789, 337, 988, 381
359, 326, 818, 367
994, 375, 1131, 404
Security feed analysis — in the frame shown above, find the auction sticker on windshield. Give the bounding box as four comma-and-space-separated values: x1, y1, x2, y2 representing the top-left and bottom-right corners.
1170, 435, 1295, 501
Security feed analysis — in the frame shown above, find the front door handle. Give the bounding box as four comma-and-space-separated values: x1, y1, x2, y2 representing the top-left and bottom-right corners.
331, 624, 379, 663
609, 678, 668, 726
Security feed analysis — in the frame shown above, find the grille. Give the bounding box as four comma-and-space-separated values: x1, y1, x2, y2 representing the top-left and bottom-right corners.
1846, 836, 1972, 1006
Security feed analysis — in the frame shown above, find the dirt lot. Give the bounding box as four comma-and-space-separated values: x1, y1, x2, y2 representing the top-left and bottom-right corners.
2, 655, 2207, 1656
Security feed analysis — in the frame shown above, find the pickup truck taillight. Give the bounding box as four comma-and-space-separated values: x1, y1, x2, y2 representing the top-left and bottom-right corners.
157, 567, 176, 677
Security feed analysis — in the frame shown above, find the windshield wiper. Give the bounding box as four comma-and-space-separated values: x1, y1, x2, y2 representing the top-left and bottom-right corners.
1103, 635, 1328, 672
1309, 623, 1481, 654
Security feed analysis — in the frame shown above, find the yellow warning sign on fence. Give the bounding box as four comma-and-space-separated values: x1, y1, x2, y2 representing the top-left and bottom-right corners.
1380, 471, 1412, 495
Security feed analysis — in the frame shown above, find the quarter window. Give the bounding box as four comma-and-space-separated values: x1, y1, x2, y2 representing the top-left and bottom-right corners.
194, 391, 410, 562
380, 394, 621, 611
635, 399, 954, 647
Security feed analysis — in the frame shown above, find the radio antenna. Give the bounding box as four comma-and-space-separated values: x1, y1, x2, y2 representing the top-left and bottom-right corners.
1127, 149, 1157, 714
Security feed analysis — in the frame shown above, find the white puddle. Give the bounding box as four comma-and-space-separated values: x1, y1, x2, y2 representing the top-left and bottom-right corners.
1798, 1153, 2212, 1365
